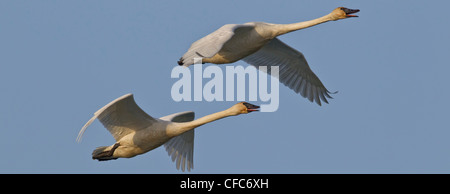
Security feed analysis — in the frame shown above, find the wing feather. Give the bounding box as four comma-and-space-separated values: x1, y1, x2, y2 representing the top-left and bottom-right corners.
160, 111, 195, 172
77, 94, 156, 142
243, 38, 335, 105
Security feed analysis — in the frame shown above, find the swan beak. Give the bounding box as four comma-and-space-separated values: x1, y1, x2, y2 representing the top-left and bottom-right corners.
341, 7, 360, 17
243, 102, 260, 112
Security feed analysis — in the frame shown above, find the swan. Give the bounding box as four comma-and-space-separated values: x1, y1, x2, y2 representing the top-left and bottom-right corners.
178, 7, 359, 106
76, 93, 260, 172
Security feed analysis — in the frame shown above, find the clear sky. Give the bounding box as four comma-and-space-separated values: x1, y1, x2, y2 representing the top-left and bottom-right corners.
1, 0, 449, 173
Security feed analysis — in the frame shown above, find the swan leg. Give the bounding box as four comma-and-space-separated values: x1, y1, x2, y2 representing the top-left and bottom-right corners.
92, 142, 120, 161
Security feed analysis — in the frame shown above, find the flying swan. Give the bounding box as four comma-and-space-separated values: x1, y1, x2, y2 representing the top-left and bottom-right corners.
76, 93, 260, 172
178, 7, 359, 105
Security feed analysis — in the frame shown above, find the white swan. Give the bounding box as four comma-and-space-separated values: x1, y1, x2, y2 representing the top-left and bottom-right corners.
76, 93, 259, 172
178, 7, 359, 105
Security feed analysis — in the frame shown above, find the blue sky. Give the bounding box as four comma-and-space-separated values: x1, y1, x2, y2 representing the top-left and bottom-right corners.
1, 0, 450, 173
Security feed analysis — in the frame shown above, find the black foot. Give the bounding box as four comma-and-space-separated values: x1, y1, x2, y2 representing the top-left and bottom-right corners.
178, 57, 184, 66
97, 157, 118, 161
92, 143, 120, 161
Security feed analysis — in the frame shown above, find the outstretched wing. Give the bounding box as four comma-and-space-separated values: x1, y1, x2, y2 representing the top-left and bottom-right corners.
160, 111, 195, 172
243, 38, 335, 106
178, 23, 254, 66
77, 93, 157, 142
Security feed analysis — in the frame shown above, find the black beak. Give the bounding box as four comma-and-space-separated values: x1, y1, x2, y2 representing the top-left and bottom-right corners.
243, 102, 260, 112
341, 7, 360, 17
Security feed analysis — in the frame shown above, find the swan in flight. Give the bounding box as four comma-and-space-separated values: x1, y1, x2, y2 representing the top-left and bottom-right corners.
77, 93, 260, 172
178, 7, 360, 105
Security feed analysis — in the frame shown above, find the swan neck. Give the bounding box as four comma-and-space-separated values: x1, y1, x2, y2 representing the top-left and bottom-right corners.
276, 14, 332, 36
167, 109, 234, 137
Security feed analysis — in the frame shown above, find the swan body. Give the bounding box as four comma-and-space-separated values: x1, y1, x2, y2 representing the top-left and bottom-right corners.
178, 7, 359, 105
77, 93, 259, 171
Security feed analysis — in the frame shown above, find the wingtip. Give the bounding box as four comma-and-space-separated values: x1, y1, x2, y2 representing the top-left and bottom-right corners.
76, 112, 99, 143
76, 123, 89, 143
76, 126, 87, 143
313, 89, 337, 106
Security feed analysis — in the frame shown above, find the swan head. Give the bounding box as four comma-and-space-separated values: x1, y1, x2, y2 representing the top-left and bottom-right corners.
229, 102, 260, 115
329, 7, 360, 21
